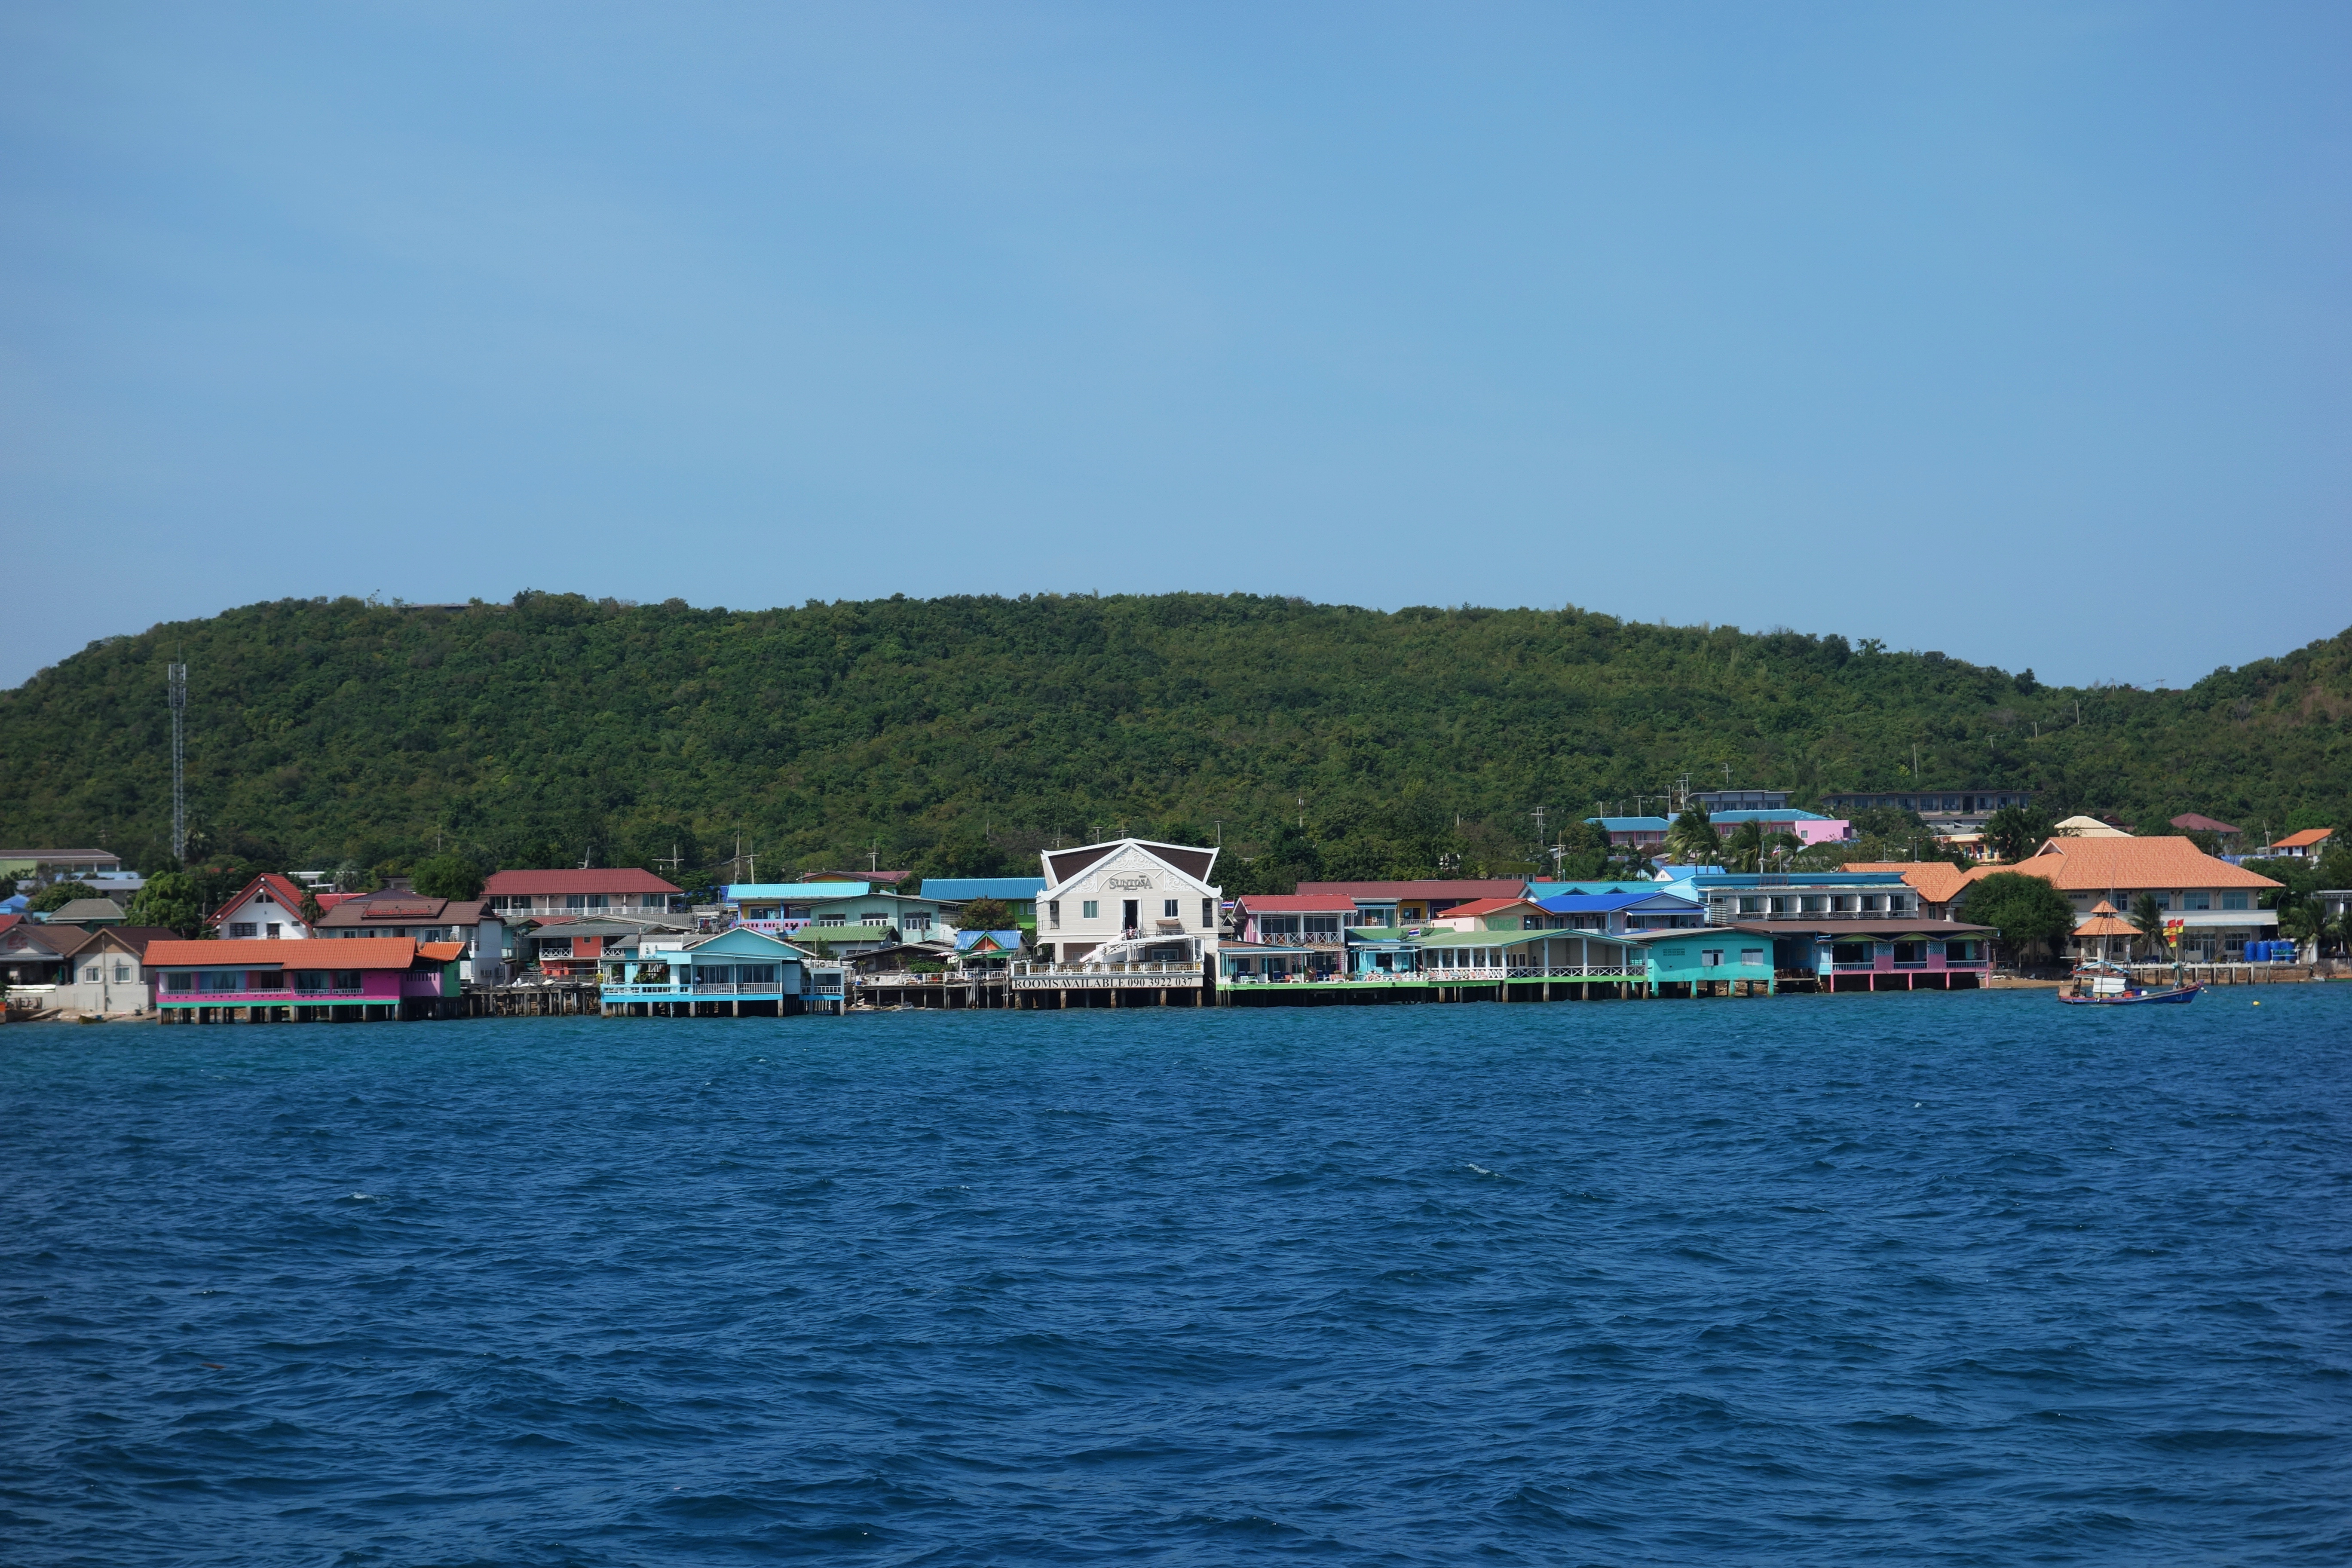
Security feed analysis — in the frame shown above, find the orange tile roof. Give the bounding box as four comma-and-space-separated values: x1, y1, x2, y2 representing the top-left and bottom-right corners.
1841, 861, 1975, 905
415, 941, 465, 962
1973, 836, 2280, 893
2268, 828, 2335, 849
145, 938, 418, 967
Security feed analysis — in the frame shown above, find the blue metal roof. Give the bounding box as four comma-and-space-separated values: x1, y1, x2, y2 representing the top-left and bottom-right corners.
1527, 880, 1678, 899
1586, 817, 1671, 831
1707, 808, 1831, 823
919, 877, 1047, 900
1536, 889, 1700, 913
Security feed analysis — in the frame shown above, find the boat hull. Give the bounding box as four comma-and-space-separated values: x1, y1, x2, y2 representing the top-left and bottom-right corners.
2056, 983, 2200, 1006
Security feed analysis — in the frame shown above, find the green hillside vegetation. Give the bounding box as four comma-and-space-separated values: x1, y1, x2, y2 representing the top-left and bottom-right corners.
1, 592, 2346, 897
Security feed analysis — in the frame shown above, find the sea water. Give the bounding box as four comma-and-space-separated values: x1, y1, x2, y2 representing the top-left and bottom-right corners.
4, 987, 2348, 1565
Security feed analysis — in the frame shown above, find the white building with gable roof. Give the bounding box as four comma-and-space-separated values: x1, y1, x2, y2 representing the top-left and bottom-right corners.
1037, 839, 1222, 965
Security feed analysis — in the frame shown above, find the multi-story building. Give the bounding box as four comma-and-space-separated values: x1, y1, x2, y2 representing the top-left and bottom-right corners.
1037, 838, 1222, 965
482, 868, 683, 918
1994, 836, 2282, 962
1819, 789, 2036, 835
0, 848, 125, 886
1292, 879, 1530, 925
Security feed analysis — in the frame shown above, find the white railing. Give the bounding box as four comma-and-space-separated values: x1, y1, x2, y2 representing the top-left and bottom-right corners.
1011, 960, 1203, 977
1709, 906, 1910, 925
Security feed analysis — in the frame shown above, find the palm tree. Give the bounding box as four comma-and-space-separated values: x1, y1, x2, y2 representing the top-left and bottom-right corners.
2129, 892, 2170, 963
1664, 805, 1717, 865
1722, 819, 1766, 872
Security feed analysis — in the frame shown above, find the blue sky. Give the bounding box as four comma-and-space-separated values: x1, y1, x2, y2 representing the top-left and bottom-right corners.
3, 2, 2346, 689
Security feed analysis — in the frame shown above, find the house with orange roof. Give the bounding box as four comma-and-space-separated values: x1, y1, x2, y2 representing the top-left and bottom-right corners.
147, 937, 468, 1022
2256, 827, 2334, 860
1421, 897, 1553, 933
1975, 836, 2282, 962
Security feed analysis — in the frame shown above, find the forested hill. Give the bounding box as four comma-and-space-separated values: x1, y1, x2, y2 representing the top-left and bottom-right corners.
2, 592, 2346, 888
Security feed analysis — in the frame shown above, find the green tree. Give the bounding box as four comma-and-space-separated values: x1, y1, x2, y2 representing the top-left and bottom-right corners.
1663, 805, 1717, 865
2277, 900, 2321, 956
28, 880, 98, 912
125, 871, 206, 936
298, 887, 326, 929
2130, 891, 2171, 960
410, 852, 485, 901
952, 896, 1017, 931
1961, 872, 2076, 963
1980, 803, 2054, 864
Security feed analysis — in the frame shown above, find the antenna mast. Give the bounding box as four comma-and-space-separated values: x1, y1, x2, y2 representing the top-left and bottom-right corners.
167, 659, 188, 863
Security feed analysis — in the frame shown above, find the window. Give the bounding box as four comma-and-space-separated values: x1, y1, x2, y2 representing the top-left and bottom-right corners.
816, 913, 845, 928
165, 972, 195, 992
1862, 894, 1884, 912
1047, 900, 1061, 930
1203, 899, 1214, 928
294, 971, 327, 992
83, 965, 100, 982
588, 894, 609, 910
1738, 896, 1764, 914
1701, 949, 1724, 967
1893, 942, 1927, 965
1800, 895, 1825, 913
1741, 948, 1765, 966
1945, 940, 1981, 963
862, 913, 890, 926
199, 970, 242, 992
1082, 900, 1099, 920
1304, 915, 1340, 937
567, 895, 586, 911
2223, 892, 2248, 911
333, 971, 362, 990
2152, 894, 2171, 911
1163, 899, 1179, 918
230, 922, 258, 938
1831, 895, 1855, 912
1887, 895, 1910, 915
266, 923, 282, 938
904, 913, 931, 932
1768, 896, 1791, 914
2186, 892, 2211, 911
113, 964, 130, 982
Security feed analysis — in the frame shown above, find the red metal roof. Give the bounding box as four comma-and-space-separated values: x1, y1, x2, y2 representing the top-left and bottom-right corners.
1428, 897, 1543, 919
147, 938, 418, 967
1295, 879, 1528, 900
482, 869, 682, 896
1233, 894, 1360, 912
2169, 813, 2242, 834
204, 873, 311, 928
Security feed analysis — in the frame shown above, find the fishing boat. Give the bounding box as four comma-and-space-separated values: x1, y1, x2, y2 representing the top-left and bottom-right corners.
2058, 964, 2199, 1005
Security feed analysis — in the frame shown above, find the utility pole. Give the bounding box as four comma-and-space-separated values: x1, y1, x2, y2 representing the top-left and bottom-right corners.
166, 658, 187, 864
